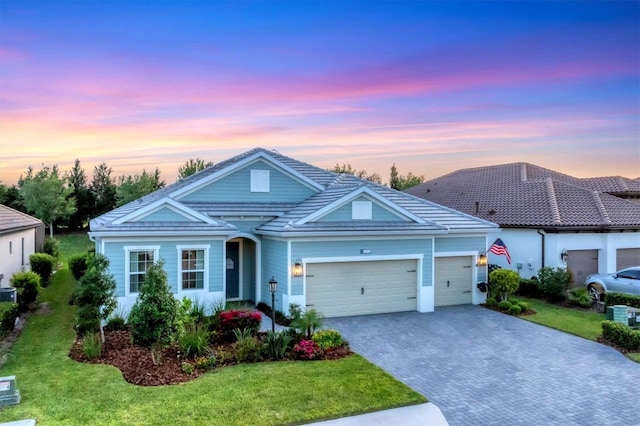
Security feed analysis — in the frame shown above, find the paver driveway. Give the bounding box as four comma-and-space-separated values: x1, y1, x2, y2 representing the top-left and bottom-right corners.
325, 305, 640, 426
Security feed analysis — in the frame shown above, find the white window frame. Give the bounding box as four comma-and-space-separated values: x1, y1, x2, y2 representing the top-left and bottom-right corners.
352, 200, 373, 220
177, 245, 210, 293
250, 169, 270, 193
124, 246, 160, 296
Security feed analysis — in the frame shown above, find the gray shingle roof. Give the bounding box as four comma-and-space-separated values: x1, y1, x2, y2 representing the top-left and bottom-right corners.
405, 162, 640, 229
0, 205, 43, 234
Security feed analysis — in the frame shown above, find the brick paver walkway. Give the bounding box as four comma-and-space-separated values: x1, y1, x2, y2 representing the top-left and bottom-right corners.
326, 305, 639, 426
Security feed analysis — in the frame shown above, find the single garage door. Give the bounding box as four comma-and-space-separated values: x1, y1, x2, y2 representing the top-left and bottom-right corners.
306, 259, 418, 317
617, 248, 640, 270
567, 249, 598, 285
435, 256, 473, 306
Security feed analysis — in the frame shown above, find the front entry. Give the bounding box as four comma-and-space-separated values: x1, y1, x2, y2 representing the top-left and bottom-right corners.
226, 242, 240, 299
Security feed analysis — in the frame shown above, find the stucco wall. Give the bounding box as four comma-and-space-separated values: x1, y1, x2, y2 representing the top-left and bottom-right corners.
0, 228, 37, 287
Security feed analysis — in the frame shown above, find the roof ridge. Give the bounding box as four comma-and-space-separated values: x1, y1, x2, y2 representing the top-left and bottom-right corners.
520, 163, 527, 181
545, 178, 562, 224
591, 191, 613, 225
616, 176, 628, 191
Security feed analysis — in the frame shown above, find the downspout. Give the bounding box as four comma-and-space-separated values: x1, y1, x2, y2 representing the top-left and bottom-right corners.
537, 230, 545, 268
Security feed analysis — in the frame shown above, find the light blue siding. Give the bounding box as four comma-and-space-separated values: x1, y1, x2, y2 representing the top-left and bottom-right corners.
180, 160, 317, 203
292, 238, 433, 294
261, 238, 288, 310
104, 239, 225, 297
135, 207, 193, 222
435, 236, 487, 281
316, 196, 409, 222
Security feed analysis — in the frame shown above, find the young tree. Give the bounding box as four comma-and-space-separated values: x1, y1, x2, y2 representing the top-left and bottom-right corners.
128, 260, 179, 364
115, 168, 165, 206
91, 162, 117, 217
18, 164, 76, 237
178, 158, 214, 180
489, 269, 520, 301
389, 163, 425, 190
67, 159, 95, 230
330, 163, 382, 184
0, 182, 23, 211
74, 253, 117, 341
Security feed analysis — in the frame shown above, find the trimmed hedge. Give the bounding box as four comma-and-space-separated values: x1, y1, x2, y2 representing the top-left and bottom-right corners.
43, 237, 60, 260
29, 253, 56, 287
515, 278, 542, 298
69, 253, 90, 281
605, 292, 640, 310
216, 310, 262, 342
601, 320, 640, 351
0, 302, 19, 339
9, 271, 40, 312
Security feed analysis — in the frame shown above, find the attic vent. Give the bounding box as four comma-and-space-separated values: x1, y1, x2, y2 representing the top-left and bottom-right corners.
488, 209, 496, 215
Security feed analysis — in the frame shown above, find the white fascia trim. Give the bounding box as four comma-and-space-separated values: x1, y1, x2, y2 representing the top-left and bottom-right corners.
288, 235, 434, 243
176, 244, 210, 294
296, 187, 425, 225
89, 230, 235, 238
434, 251, 480, 258
256, 229, 449, 238
170, 152, 324, 199
124, 245, 160, 297
113, 198, 217, 225
303, 254, 424, 264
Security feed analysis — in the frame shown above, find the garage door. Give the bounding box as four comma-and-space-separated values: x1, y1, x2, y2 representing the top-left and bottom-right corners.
305, 259, 418, 317
567, 250, 598, 285
435, 256, 473, 306
617, 248, 640, 270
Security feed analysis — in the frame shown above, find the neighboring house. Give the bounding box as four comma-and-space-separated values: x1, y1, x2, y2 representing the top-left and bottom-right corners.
0, 205, 45, 287
90, 148, 498, 317
405, 163, 640, 284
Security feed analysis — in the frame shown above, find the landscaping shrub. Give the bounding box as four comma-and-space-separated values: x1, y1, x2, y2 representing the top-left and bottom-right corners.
74, 254, 117, 337
484, 297, 498, 308
291, 308, 324, 339
601, 320, 640, 351
508, 305, 522, 316
181, 362, 195, 375
567, 287, 593, 308
216, 310, 261, 342
43, 237, 60, 260
82, 333, 103, 360
195, 354, 216, 370
497, 300, 512, 311
312, 329, 344, 350
105, 315, 127, 331
29, 253, 55, 287
516, 301, 530, 313
128, 261, 180, 364
0, 302, 19, 339
179, 324, 210, 359
537, 267, 571, 301
9, 271, 40, 312
68, 253, 90, 281
605, 292, 640, 310
489, 269, 520, 301
234, 336, 262, 363
262, 330, 292, 360
516, 278, 542, 298
292, 339, 324, 360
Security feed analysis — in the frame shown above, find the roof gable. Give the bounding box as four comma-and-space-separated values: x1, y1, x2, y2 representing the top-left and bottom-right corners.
113, 198, 216, 225
0, 205, 43, 233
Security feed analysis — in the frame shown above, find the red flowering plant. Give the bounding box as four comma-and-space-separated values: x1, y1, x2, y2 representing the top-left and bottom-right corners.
292, 339, 324, 360
216, 310, 262, 342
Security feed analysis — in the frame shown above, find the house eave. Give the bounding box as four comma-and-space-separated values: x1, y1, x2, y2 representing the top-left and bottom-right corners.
88, 230, 235, 238
254, 229, 450, 238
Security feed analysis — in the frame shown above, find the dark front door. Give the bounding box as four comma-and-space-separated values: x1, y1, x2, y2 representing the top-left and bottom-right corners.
226, 242, 240, 299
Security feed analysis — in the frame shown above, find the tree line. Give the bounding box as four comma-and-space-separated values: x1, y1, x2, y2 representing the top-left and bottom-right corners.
0, 157, 421, 236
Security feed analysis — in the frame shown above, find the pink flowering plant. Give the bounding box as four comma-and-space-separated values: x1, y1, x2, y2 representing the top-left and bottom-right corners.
292, 339, 324, 360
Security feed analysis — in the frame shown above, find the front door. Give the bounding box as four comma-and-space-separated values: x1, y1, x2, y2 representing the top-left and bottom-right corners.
226, 242, 240, 299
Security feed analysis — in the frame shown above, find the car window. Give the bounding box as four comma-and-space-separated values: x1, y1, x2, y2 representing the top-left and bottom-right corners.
619, 269, 640, 280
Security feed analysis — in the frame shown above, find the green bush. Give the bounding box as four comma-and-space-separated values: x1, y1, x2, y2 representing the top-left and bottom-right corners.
601, 320, 640, 351
567, 287, 593, 308
515, 278, 542, 298
216, 310, 262, 342
195, 354, 216, 370
605, 292, 640, 310
0, 302, 19, 339
43, 237, 60, 260
497, 300, 512, 311
105, 315, 127, 331
538, 267, 571, 301
68, 253, 90, 281
262, 330, 292, 360
489, 269, 520, 301
312, 329, 344, 350
485, 297, 498, 308
517, 302, 530, 313
234, 336, 262, 363
179, 324, 211, 359
291, 309, 324, 339
9, 271, 40, 312
82, 333, 103, 360
508, 305, 522, 315
74, 254, 117, 336
29, 253, 55, 287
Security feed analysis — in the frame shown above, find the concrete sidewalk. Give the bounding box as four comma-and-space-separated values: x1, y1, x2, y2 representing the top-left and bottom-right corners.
304, 403, 448, 426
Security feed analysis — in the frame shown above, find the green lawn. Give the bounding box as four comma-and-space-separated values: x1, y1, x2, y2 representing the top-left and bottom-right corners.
0, 233, 425, 425
521, 297, 640, 362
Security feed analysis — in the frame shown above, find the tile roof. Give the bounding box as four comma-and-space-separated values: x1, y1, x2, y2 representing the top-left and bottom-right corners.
0, 205, 43, 234
405, 162, 640, 230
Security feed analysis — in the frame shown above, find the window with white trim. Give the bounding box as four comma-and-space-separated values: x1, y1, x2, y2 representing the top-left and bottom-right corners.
352, 201, 373, 220
250, 169, 270, 192
180, 249, 205, 290
128, 249, 156, 293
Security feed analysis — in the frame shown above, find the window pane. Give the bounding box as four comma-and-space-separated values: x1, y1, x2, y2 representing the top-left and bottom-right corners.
129, 250, 154, 293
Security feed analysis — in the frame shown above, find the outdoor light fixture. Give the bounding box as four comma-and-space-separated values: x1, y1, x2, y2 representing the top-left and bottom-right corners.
292, 260, 304, 277
476, 253, 488, 267
269, 276, 278, 332
560, 249, 569, 265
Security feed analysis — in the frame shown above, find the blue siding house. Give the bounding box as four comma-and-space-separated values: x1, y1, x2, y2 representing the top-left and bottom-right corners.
89, 148, 498, 317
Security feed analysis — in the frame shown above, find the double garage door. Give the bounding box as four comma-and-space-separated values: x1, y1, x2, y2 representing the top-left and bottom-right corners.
306, 259, 418, 317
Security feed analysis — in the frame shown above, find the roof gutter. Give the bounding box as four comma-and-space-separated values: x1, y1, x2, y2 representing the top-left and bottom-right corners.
537, 229, 545, 268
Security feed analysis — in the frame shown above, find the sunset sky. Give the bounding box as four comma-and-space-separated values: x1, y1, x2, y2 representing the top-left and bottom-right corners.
1, 1, 638, 185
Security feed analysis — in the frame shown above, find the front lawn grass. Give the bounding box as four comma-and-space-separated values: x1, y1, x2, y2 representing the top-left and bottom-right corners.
0, 234, 425, 425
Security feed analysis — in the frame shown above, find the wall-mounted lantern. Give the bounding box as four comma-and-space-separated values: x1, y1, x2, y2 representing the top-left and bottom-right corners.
476, 253, 488, 267
560, 248, 569, 265
292, 260, 304, 277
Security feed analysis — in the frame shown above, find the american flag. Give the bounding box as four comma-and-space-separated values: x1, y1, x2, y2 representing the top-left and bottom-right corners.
489, 238, 511, 264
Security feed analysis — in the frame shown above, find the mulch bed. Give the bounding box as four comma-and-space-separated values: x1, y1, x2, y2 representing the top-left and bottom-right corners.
69, 329, 353, 387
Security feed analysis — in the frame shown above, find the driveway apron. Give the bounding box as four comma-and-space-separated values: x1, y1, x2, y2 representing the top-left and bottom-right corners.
325, 305, 640, 426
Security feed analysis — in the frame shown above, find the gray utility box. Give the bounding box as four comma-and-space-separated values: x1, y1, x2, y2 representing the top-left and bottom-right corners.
0, 287, 17, 303
0, 376, 21, 407
607, 305, 640, 327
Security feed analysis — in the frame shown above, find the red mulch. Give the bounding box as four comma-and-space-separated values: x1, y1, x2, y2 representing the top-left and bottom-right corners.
68, 329, 353, 387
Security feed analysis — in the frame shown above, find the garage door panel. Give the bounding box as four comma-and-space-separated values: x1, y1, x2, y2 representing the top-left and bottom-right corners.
567, 250, 598, 285
435, 256, 473, 306
306, 259, 418, 317
617, 248, 640, 270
